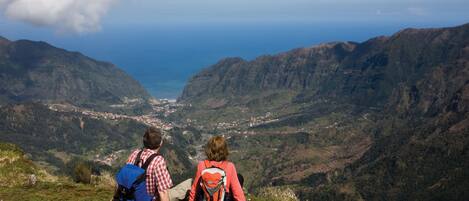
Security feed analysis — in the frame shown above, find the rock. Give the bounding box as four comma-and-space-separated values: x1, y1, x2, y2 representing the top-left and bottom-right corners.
28, 174, 37, 186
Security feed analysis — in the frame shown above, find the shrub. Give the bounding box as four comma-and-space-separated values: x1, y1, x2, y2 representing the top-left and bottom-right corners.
73, 162, 91, 184
250, 187, 299, 201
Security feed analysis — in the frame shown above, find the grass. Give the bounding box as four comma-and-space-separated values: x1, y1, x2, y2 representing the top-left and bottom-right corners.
0, 142, 114, 200
0, 182, 114, 201
178, 90, 299, 126
248, 186, 299, 201
0, 142, 39, 187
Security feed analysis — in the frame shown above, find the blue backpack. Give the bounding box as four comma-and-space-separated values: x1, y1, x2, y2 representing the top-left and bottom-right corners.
113, 150, 158, 201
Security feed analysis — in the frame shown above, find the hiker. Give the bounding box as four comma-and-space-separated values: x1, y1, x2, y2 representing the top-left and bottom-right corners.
114, 127, 173, 201
188, 136, 246, 201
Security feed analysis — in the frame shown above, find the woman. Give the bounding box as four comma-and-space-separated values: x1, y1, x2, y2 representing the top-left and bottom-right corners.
188, 136, 246, 201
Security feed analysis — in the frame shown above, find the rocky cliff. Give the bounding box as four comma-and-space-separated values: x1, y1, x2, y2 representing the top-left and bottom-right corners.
180, 23, 469, 110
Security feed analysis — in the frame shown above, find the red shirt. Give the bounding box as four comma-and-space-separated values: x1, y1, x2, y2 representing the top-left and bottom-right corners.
127, 149, 173, 199
189, 160, 246, 201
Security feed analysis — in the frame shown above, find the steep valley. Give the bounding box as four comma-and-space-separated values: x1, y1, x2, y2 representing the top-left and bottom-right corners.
0, 22, 468, 201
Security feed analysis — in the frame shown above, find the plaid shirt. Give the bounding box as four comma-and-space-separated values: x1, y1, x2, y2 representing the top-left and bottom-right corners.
127, 149, 173, 199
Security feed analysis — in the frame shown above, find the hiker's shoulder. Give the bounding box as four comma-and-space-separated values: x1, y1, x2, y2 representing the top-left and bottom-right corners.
150, 154, 165, 164
196, 161, 205, 168
196, 160, 235, 168
130, 149, 140, 155
142, 149, 165, 163
223, 161, 235, 167
224, 161, 237, 171
127, 149, 141, 160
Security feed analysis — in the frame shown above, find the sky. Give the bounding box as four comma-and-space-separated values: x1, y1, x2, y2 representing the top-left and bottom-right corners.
0, 0, 469, 98
1, 0, 468, 33
107, 0, 469, 24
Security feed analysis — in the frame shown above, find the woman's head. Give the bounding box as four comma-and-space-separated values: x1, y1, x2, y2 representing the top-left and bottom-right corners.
205, 136, 229, 161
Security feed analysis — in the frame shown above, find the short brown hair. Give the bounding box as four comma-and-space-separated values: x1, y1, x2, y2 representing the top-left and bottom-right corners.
143, 127, 162, 149
205, 136, 229, 161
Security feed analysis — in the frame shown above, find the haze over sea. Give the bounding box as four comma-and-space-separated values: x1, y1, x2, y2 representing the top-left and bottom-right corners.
1, 20, 467, 99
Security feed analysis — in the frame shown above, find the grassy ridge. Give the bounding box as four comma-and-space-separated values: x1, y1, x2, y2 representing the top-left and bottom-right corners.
0, 182, 113, 201
0, 142, 114, 201
0, 142, 41, 187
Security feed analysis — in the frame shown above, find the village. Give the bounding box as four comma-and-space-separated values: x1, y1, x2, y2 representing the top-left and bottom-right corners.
46, 99, 182, 131
179, 110, 280, 131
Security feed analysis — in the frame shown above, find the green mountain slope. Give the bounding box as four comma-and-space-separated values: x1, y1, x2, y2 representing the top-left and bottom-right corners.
0, 37, 151, 114
177, 23, 469, 200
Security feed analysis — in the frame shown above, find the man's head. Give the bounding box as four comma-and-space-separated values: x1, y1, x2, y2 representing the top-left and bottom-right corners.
143, 127, 163, 150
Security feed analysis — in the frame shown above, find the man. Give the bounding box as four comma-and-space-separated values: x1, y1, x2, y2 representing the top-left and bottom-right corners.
126, 127, 173, 201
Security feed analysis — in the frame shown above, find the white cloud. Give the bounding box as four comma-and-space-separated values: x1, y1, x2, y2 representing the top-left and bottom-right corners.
0, 0, 116, 33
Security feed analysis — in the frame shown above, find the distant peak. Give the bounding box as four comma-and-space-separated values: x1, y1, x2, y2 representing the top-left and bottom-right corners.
395, 27, 428, 35
313, 41, 343, 48
15, 39, 53, 47
310, 41, 357, 49
450, 22, 469, 31
219, 57, 245, 62
393, 22, 469, 37
303, 41, 358, 54
460, 22, 469, 28
0, 36, 11, 44
215, 57, 245, 66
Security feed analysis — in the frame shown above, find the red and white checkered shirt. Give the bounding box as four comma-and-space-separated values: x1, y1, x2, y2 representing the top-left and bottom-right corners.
127, 149, 173, 199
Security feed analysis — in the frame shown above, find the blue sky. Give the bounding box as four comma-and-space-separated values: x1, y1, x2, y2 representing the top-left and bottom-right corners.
1, 0, 468, 33
107, 0, 469, 24
1, 0, 468, 98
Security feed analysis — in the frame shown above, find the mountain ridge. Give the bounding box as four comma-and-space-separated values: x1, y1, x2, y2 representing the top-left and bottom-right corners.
180, 23, 469, 109
0, 36, 152, 113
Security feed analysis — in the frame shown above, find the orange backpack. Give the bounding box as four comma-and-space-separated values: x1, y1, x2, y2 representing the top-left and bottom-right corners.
199, 160, 228, 201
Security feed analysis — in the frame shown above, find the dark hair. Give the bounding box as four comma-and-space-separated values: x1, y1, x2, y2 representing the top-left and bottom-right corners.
204, 136, 229, 161
143, 127, 162, 149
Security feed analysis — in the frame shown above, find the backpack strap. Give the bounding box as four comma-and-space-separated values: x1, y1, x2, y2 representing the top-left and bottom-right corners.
134, 149, 159, 170
204, 160, 211, 168
134, 149, 144, 166
142, 153, 159, 170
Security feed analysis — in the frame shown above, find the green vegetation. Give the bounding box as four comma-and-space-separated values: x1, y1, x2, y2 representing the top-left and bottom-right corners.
174, 90, 298, 126
72, 162, 92, 184
0, 37, 152, 114
225, 110, 371, 190
0, 142, 114, 201
249, 187, 299, 201
0, 103, 149, 170
0, 142, 43, 187
0, 182, 113, 201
